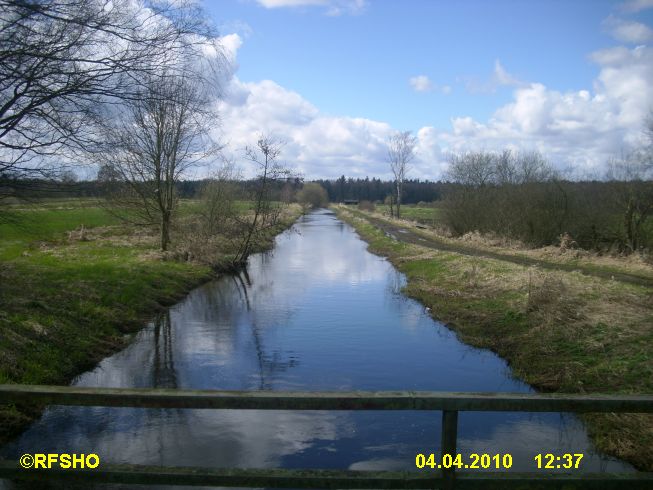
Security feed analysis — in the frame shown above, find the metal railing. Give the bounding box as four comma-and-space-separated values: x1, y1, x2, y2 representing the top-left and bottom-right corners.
1, 384, 652, 489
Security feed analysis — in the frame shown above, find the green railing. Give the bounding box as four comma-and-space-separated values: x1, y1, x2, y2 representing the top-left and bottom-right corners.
1, 384, 652, 489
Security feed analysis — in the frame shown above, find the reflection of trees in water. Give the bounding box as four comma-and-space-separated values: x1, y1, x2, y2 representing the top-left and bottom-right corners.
232, 270, 299, 390
256, 351, 299, 390
4, 311, 184, 490
385, 268, 405, 296
148, 311, 190, 476
151, 311, 177, 389
171, 281, 235, 325
232, 268, 252, 310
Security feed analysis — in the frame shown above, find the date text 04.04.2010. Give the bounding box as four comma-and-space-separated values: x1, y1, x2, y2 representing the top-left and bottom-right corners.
415, 453, 512, 470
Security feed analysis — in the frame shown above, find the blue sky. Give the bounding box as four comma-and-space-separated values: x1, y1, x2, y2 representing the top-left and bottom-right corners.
205, 0, 653, 179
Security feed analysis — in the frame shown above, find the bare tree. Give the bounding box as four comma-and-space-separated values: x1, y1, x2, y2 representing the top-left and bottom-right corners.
606, 153, 653, 253
387, 131, 416, 218
98, 65, 221, 251
446, 151, 496, 187
601, 113, 653, 252
172, 161, 242, 265
0, 0, 213, 187
444, 150, 566, 244
199, 161, 241, 238
233, 135, 292, 265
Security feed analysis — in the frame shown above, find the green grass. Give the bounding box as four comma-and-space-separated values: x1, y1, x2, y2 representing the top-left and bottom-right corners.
375, 203, 444, 224
0, 248, 209, 383
0, 198, 254, 259
0, 201, 119, 260
178, 199, 263, 216
401, 259, 448, 279
0, 199, 212, 387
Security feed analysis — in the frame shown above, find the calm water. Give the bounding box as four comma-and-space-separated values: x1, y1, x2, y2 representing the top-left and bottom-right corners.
1, 209, 631, 488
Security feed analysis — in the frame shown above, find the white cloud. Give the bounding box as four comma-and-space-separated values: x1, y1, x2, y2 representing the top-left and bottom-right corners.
409, 75, 452, 95
414, 126, 446, 176
619, 0, 653, 13
603, 15, 653, 43
438, 45, 653, 174
409, 75, 433, 92
219, 20, 253, 39
213, 33, 653, 180
464, 59, 523, 93
219, 33, 243, 63
255, 0, 366, 15
493, 60, 522, 86
215, 76, 393, 178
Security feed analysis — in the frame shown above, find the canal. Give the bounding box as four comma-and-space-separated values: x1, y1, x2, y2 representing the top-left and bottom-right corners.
1, 209, 631, 488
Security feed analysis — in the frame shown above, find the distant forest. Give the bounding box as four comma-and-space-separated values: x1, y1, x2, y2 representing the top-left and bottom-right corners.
311, 177, 441, 203
1, 176, 444, 205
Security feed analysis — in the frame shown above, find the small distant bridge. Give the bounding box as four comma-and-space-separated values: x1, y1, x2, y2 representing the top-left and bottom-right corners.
1, 384, 652, 489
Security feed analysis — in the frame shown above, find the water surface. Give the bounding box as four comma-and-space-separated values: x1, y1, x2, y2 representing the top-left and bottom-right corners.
1, 209, 631, 488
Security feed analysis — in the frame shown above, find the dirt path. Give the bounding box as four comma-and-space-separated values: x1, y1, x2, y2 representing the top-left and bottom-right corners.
348, 209, 653, 289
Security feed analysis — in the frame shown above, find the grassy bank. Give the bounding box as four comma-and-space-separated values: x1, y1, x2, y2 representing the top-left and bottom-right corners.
0, 199, 301, 442
334, 205, 653, 471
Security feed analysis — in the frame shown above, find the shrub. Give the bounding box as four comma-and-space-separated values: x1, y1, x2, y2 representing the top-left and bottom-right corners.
297, 183, 329, 210
358, 200, 375, 211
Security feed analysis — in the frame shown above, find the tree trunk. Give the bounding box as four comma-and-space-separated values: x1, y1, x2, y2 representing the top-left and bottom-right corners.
235, 155, 269, 264
396, 182, 402, 219
161, 212, 170, 251
624, 199, 635, 252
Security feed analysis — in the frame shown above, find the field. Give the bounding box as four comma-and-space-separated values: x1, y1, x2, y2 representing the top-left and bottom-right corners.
0, 198, 301, 442
335, 204, 653, 471
373, 203, 444, 226
0, 199, 211, 386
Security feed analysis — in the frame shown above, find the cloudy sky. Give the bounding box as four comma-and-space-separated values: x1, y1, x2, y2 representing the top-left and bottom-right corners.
206, 0, 653, 180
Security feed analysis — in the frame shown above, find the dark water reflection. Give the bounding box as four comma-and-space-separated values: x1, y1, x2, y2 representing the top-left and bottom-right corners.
1, 210, 632, 488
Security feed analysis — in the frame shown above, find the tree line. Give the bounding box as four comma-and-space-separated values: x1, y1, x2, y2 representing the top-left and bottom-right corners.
313, 177, 442, 204
442, 145, 653, 253
2, 175, 442, 204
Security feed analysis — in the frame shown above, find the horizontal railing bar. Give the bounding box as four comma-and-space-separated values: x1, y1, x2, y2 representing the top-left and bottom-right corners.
1, 384, 652, 412
1, 462, 652, 489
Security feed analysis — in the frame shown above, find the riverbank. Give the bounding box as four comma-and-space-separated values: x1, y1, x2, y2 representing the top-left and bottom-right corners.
0, 201, 302, 443
334, 205, 653, 471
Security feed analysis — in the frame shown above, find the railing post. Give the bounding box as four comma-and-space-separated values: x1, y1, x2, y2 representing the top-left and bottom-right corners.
441, 409, 458, 490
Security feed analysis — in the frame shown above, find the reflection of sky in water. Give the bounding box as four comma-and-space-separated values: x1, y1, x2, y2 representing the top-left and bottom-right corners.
1, 210, 632, 489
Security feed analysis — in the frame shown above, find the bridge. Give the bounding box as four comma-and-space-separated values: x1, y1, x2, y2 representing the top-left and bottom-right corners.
1, 384, 652, 489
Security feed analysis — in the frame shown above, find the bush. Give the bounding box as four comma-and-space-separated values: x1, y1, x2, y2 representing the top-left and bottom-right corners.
358, 200, 375, 211
297, 183, 329, 210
